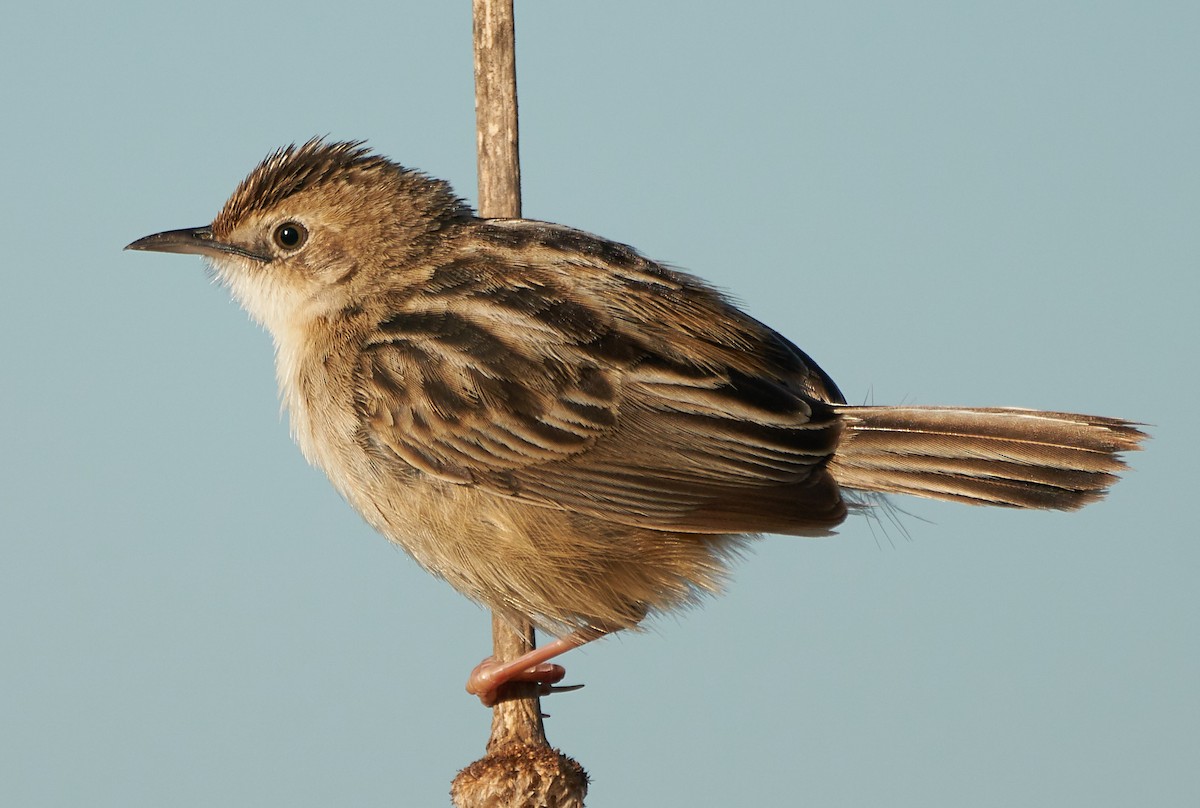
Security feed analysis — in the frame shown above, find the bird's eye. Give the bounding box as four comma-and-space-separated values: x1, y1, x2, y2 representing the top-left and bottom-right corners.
273, 221, 308, 251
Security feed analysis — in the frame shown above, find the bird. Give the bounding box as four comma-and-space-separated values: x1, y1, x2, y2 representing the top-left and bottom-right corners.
127, 138, 1145, 706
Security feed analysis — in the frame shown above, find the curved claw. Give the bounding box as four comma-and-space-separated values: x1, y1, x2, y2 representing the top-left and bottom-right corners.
545, 683, 586, 696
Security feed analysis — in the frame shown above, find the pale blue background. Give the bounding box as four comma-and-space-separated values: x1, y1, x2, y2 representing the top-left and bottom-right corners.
2, 3, 1195, 806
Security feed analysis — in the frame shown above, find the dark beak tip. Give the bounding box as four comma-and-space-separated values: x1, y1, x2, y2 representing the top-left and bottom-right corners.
124, 226, 219, 257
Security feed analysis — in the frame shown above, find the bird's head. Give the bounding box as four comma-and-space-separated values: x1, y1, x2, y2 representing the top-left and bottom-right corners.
126, 139, 471, 336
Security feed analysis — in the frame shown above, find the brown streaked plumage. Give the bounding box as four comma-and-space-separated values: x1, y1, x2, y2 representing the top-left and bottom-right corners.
127, 139, 1146, 705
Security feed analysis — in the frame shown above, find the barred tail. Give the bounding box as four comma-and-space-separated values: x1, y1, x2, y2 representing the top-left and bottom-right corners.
827, 406, 1146, 510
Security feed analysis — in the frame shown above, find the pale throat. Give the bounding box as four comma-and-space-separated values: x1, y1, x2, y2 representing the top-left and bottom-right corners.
209, 257, 315, 337
210, 256, 344, 471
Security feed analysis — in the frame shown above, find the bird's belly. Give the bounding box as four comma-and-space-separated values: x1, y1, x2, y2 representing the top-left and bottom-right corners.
334, 457, 752, 636
282, 366, 751, 636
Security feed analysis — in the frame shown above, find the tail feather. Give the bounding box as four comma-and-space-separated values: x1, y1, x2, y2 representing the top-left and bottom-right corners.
828, 407, 1146, 510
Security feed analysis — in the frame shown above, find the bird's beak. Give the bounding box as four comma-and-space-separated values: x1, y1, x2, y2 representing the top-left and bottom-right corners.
125, 226, 267, 262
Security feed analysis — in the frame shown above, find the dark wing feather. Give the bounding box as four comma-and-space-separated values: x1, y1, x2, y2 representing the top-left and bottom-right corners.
357, 221, 848, 535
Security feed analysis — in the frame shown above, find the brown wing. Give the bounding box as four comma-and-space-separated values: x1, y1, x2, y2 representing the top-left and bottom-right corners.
357, 221, 848, 535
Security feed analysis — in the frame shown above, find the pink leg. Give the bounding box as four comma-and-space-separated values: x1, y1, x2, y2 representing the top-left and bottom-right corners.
466, 629, 606, 707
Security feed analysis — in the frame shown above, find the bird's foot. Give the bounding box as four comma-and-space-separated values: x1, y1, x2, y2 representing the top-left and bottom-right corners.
465, 633, 596, 707
466, 656, 571, 707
